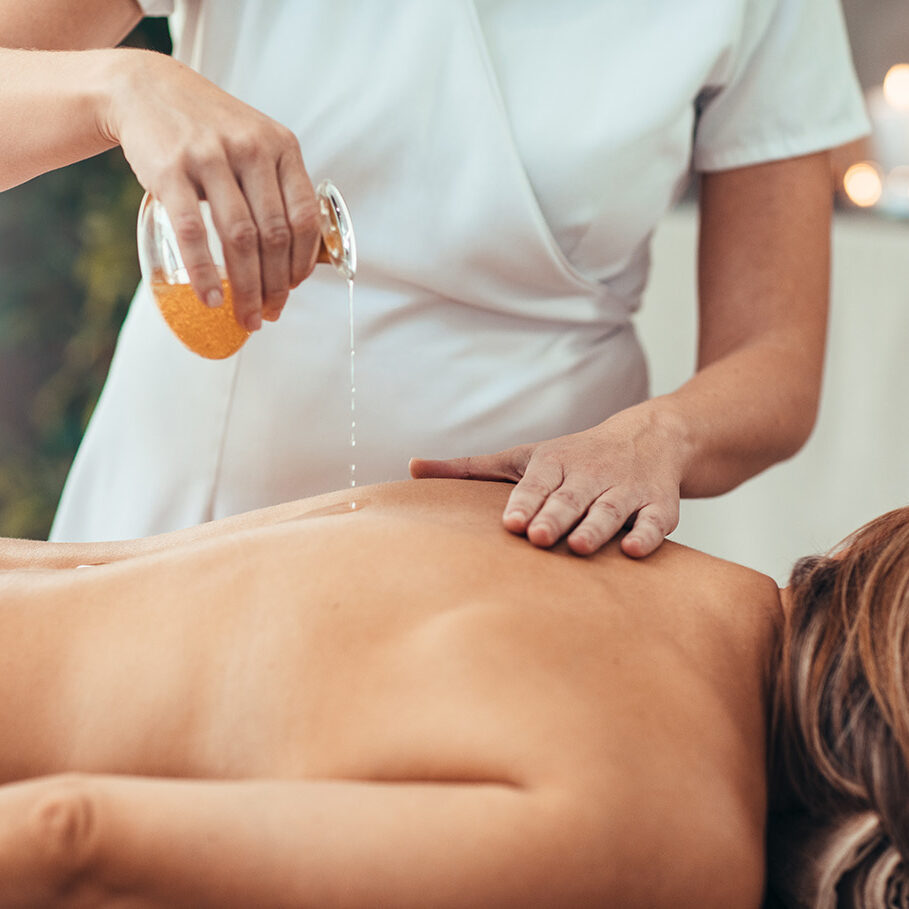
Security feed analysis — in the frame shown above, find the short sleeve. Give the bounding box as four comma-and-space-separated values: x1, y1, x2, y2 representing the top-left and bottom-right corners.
693, 0, 869, 172
134, 0, 174, 15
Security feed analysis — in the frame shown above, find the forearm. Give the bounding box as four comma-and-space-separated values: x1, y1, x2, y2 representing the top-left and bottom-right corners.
666, 151, 833, 498
0, 47, 131, 192
646, 328, 823, 498
0, 775, 609, 909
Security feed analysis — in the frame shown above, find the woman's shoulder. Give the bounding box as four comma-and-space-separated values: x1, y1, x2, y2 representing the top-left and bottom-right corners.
653, 536, 783, 633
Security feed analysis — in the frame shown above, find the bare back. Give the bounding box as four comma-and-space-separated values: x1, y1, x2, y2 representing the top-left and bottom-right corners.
0, 479, 779, 905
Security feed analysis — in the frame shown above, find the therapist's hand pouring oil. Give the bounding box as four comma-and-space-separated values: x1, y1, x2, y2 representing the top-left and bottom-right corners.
137, 180, 356, 359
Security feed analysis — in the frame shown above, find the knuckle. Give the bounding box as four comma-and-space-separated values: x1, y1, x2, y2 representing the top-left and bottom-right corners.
533, 448, 563, 468
231, 290, 262, 320
29, 775, 101, 882
589, 498, 626, 524
228, 131, 263, 165
287, 202, 320, 236
171, 213, 207, 245
660, 504, 680, 532
160, 142, 214, 181
640, 485, 679, 520
226, 218, 259, 252
644, 503, 679, 534
461, 456, 480, 481
259, 217, 292, 249
154, 152, 190, 183
231, 287, 260, 308
187, 141, 227, 174
551, 487, 587, 512
517, 478, 552, 498
277, 124, 301, 153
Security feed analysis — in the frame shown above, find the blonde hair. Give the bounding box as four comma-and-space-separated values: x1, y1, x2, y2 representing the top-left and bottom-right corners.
771, 506, 909, 857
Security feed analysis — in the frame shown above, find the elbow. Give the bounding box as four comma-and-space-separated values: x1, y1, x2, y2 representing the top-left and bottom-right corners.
774, 380, 823, 463
680, 387, 822, 499
749, 359, 824, 470
774, 401, 819, 464
25, 774, 109, 906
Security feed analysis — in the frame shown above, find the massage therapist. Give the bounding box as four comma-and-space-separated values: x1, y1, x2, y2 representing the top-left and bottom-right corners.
0, 1, 868, 554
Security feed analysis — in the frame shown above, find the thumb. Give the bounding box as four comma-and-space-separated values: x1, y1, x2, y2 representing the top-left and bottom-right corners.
409, 448, 529, 483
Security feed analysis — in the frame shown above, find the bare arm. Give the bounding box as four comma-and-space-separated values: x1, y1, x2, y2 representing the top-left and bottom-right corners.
0, 0, 141, 188
0, 0, 141, 49
0, 46, 125, 191
413, 151, 832, 557
676, 150, 831, 493
0, 0, 321, 330
0, 773, 755, 909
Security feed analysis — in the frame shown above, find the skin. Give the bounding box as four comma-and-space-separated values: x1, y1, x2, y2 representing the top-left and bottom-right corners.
0, 0, 832, 555
0, 478, 779, 908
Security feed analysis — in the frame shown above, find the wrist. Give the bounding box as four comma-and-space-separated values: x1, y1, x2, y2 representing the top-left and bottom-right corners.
93, 46, 155, 146
615, 396, 695, 485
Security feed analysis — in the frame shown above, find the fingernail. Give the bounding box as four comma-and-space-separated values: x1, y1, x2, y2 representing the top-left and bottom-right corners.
246, 312, 262, 332
206, 289, 223, 308
504, 510, 526, 524
528, 523, 553, 545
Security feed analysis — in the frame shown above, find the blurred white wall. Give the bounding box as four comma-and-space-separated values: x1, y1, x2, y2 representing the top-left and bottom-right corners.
638, 206, 909, 582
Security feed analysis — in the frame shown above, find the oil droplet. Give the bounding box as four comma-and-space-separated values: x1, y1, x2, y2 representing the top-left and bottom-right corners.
280, 498, 370, 522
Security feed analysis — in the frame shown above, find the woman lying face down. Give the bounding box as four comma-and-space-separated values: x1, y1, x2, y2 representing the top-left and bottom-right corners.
0, 478, 904, 908
767, 509, 909, 906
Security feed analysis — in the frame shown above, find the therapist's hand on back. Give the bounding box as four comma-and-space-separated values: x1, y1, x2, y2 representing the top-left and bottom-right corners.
410, 400, 686, 558
412, 153, 836, 558
105, 49, 322, 331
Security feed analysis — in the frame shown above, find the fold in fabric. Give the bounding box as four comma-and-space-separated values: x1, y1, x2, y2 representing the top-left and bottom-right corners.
767, 811, 908, 908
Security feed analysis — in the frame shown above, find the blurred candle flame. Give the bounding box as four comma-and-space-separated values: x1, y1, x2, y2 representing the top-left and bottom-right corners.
843, 162, 884, 208
883, 64, 909, 112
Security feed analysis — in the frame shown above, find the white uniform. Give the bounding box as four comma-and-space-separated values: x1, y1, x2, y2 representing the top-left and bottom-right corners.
51, 0, 868, 540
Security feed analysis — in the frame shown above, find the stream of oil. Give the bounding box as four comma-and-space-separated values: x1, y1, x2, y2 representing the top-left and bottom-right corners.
348, 278, 357, 509
153, 272, 359, 506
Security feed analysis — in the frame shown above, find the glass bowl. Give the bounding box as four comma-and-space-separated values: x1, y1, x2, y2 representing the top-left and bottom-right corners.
137, 179, 356, 359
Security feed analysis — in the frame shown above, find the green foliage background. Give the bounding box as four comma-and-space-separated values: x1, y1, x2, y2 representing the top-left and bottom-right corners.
0, 19, 171, 539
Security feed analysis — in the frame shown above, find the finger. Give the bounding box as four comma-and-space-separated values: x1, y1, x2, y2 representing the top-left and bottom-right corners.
156, 180, 224, 312
501, 460, 567, 540
620, 501, 679, 559
565, 492, 639, 555
521, 477, 600, 548
408, 450, 528, 483
238, 162, 292, 322
199, 163, 264, 332
277, 146, 321, 288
